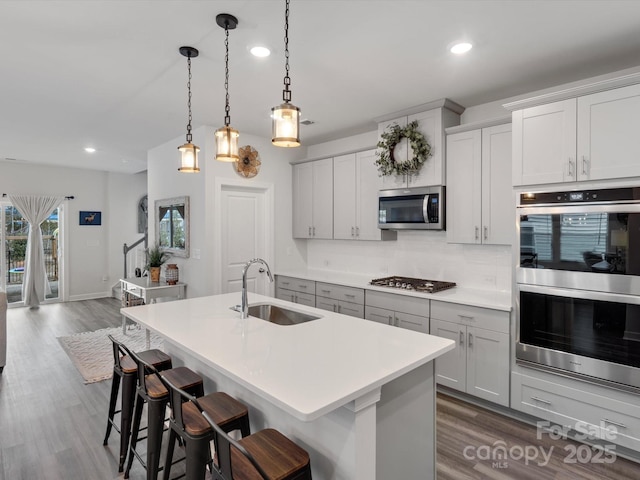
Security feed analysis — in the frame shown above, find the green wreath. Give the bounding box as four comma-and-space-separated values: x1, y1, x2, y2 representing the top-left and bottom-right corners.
375, 120, 432, 176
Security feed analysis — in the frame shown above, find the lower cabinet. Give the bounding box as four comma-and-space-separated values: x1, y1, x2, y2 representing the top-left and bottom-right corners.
430, 301, 510, 407
315, 282, 365, 318
275, 276, 316, 307
364, 290, 429, 334
512, 371, 640, 452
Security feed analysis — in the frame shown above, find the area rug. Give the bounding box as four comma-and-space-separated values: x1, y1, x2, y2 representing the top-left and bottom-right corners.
57, 326, 163, 384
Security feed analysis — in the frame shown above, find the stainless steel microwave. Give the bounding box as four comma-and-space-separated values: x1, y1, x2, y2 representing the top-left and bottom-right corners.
378, 186, 445, 230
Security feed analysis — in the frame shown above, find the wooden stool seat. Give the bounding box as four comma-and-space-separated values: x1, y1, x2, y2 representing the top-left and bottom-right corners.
120, 349, 170, 374
144, 366, 202, 399
182, 392, 250, 437
231, 428, 311, 480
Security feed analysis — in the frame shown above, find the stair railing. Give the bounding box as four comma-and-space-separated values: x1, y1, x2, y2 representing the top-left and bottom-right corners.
123, 234, 147, 279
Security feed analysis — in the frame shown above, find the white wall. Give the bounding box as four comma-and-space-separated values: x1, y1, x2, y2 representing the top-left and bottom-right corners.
1, 162, 145, 300
147, 125, 307, 299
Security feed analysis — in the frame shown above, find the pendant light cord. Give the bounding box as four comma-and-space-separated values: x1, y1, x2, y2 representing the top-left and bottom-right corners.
282, 0, 292, 103
186, 55, 193, 142
224, 23, 231, 126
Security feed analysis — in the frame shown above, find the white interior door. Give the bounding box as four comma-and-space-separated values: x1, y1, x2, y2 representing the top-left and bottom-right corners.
220, 185, 269, 294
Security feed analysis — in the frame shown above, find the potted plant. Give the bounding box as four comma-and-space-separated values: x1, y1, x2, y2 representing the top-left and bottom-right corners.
146, 243, 170, 283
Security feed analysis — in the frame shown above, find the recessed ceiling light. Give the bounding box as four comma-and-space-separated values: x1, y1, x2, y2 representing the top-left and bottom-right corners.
450, 42, 473, 55
250, 46, 271, 57
84, 147, 96, 153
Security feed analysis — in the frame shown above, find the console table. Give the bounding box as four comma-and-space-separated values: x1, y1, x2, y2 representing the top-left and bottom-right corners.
120, 277, 186, 335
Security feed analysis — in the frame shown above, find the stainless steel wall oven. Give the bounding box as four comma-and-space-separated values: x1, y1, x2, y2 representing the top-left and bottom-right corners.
516, 187, 640, 391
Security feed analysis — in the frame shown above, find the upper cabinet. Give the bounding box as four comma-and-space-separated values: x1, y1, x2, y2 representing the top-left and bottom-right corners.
333, 150, 396, 241
511, 83, 640, 186
292, 158, 333, 239
376, 99, 463, 188
446, 121, 513, 245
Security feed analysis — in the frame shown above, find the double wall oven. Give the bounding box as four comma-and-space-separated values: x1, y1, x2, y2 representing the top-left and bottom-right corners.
516, 187, 640, 392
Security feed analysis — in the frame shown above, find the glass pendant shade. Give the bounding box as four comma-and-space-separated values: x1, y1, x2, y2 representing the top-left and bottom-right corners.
178, 142, 200, 172
215, 125, 239, 162
272, 102, 300, 147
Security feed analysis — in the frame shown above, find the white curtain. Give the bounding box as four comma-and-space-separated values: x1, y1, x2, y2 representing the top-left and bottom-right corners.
8, 195, 64, 308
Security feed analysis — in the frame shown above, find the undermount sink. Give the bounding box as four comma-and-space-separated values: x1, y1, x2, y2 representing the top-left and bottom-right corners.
234, 303, 321, 325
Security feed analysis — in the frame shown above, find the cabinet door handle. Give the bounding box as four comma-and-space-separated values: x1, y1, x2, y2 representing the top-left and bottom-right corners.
389, 315, 394, 326
351, 226, 355, 237
356, 226, 360, 237
483, 226, 488, 241
475, 227, 479, 240
294, 294, 298, 302
298, 284, 307, 289
459, 330, 465, 345
308, 226, 312, 236
468, 332, 473, 348
313, 226, 316, 236
344, 294, 356, 298
458, 314, 475, 322
320, 289, 331, 294
582, 156, 589, 176
281, 281, 290, 286
568, 158, 575, 178
337, 304, 341, 313
531, 396, 551, 405
601, 418, 627, 429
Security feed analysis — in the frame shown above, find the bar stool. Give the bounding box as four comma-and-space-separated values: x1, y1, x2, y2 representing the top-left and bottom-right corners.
124, 351, 204, 480
168, 381, 312, 480
103, 334, 172, 472
159, 372, 251, 480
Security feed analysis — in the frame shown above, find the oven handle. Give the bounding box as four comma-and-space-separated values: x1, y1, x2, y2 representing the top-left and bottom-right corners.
518, 203, 640, 214
517, 283, 640, 305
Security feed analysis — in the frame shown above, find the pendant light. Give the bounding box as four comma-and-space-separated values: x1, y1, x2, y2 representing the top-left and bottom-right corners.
215, 13, 239, 162
272, 0, 301, 147
177, 46, 200, 172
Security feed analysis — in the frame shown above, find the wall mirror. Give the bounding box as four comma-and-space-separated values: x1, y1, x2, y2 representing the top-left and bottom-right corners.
155, 196, 189, 258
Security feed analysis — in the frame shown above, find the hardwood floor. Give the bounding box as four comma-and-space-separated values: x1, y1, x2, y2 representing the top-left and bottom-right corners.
1, 298, 639, 479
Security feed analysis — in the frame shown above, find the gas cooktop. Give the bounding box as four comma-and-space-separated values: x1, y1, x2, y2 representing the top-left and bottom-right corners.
369, 276, 456, 294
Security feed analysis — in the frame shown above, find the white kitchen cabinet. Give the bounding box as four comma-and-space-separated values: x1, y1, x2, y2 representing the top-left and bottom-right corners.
333, 150, 396, 241
292, 158, 333, 239
513, 82, 640, 186
446, 123, 512, 245
430, 301, 510, 407
315, 282, 365, 318
577, 83, 640, 181
512, 371, 640, 452
364, 290, 429, 334
376, 101, 462, 188
275, 275, 316, 307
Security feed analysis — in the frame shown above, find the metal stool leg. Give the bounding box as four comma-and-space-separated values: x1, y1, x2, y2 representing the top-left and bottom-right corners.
162, 428, 178, 480
119, 372, 137, 472
146, 397, 168, 480
184, 436, 211, 480
124, 393, 145, 479
103, 369, 121, 445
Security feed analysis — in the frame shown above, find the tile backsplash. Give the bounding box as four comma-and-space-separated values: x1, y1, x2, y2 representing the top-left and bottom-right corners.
306, 231, 512, 292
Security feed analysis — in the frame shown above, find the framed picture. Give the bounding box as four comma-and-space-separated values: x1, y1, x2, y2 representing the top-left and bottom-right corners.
79, 211, 101, 225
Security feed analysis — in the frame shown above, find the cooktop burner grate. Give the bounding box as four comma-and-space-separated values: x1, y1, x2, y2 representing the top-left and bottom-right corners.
369, 276, 457, 294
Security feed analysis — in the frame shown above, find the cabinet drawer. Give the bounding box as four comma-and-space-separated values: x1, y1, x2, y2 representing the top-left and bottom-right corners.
294, 291, 316, 308
276, 276, 316, 295
515, 374, 640, 451
430, 300, 509, 334
316, 282, 364, 304
365, 290, 429, 318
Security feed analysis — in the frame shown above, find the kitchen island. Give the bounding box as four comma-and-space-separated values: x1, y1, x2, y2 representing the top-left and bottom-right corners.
121, 292, 454, 479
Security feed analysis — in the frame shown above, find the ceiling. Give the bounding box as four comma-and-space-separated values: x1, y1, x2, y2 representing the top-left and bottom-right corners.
2, 0, 640, 174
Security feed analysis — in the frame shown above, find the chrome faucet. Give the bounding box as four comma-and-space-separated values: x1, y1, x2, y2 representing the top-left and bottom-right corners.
240, 258, 274, 319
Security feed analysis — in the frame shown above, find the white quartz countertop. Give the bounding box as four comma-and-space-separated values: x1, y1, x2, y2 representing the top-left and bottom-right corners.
121, 292, 454, 422
276, 269, 513, 311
